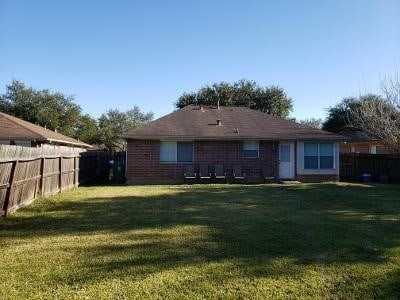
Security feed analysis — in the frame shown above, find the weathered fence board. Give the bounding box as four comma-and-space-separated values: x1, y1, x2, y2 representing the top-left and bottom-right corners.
340, 153, 400, 183
0, 145, 111, 216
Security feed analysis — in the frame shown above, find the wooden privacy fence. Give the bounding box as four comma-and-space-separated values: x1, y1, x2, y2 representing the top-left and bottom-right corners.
340, 153, 400, 183
0, 146, 111, 216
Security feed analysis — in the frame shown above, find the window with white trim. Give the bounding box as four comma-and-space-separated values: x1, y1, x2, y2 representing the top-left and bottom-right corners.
369, 145, 385, 154
304, 142, 334, 169
160, 141, 193, 163
243, 140, 259, 158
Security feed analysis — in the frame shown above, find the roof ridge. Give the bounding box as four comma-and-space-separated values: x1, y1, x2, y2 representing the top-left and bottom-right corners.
0, 112, 91, 147
122, 105, 344, 140
123, 107, 188, 136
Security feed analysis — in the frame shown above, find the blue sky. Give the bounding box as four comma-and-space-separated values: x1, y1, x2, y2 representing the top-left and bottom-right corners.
0, 0, 399, 120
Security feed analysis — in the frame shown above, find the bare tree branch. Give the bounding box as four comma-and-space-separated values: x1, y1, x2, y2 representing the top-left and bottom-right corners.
348, 84, 400, 153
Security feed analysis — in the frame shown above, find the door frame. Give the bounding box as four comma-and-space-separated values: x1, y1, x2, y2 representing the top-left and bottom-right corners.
279, 141, 295, 179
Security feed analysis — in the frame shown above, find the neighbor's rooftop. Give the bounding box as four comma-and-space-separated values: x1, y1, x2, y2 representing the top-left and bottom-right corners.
123, 105, 344, 141
0, 112, 91, 148
338, 128, 381, 143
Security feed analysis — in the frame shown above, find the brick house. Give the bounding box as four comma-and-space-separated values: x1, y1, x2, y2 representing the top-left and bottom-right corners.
123, 105, 344, 183
339, 129, 396, 154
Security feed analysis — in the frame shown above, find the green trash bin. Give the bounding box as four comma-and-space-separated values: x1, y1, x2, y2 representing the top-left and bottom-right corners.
112, 152, 126, 183
112, 164, 125, 183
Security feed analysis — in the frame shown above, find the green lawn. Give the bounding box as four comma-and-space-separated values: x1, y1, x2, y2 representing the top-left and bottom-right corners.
1, 183, 400, 299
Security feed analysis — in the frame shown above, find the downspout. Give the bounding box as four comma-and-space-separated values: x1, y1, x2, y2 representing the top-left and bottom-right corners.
125, 139, 128, 180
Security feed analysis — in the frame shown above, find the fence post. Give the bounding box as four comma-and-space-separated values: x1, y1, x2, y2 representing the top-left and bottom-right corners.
74, 155, 78, 187
40, 157, 45, 197
59, 156, 62, 193
4, 160, 18, 217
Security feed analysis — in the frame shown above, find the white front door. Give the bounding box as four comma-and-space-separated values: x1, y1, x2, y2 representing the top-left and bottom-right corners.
279, 142, 295, 179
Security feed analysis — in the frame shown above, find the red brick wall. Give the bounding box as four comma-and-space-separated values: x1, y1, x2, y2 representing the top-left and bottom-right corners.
340, 142, 395, 154
297, 174, 339, 183
126, 140, 278, 183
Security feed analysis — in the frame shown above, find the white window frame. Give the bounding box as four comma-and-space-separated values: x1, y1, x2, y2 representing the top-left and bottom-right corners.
243, 140, 259, 158
369, 145, 377, 154
304, 142, 334, 170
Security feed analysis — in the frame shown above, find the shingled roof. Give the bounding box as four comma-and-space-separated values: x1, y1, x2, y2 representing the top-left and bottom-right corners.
338, 128, 380, 143
123, 105, 344, 141
0, 112, 91, 148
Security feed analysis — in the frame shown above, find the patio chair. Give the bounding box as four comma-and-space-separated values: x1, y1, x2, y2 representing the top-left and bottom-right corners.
214, 164, 227, 183
233, 165, 246, 182
263, 165, 275, 183
199, 165, 211, 181
183, 165, 196, 183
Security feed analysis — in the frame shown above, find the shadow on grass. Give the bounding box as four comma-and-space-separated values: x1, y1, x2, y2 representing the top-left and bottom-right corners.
1, 183, 400, 293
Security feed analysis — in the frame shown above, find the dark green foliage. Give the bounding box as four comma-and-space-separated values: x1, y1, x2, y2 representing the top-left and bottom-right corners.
297, 118, 323, 129
0, 80, 82, 137
98, 106, 153, 151
175, 79, 293, 118
75, 114, 100, 145
322, 94, 386, 132
0, 81, 153, 148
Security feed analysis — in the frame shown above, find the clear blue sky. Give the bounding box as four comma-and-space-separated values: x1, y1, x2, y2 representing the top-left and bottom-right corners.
1, 0, 399, 120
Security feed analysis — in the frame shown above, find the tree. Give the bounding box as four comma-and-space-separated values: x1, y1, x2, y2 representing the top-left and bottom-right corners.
382, 74, 400, 108
0, 80, 153, 148
0, 80, 82, 138
322, 97, 364, 132
323, 89, 400, 152
75, 114, 100, 145
98, 106, 153, 151
348, 79, 400, 152
175, 79, 293, 118
298, 118, 323, 129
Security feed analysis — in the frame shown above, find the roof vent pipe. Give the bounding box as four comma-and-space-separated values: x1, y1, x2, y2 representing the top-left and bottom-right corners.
216, 119, 222, 126
217, 100, 220, 110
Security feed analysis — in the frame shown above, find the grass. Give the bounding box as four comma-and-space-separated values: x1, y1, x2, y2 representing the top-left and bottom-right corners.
1, 183, 400, 299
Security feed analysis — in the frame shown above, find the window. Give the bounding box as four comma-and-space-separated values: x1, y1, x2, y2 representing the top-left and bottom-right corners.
160, 141, 193, 163
370, 145, 385, 154
320, 143, 334, 168
243, 140, 259, 158
160, 141, 176, 162
369, 145, 376, 154
177, 142, 193, 162
304, 143, 318, 169
304, 142, 334, 169
376, 146, 385, 154
280, 144, 291, 162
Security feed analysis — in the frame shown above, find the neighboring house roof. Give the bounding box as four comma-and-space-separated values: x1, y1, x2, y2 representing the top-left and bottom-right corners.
0, 112, 91, 148
123, 105, 344, 141
338, 128, 381, 143
88, 144, 109, 151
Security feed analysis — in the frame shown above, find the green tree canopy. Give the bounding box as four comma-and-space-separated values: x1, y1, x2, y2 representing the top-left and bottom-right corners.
297, 118, 323, 129
175, 79, 293, 117
98, 106, 153, 151
322, 94, 385, 132
0, 80, 153, 148
75, 114, 100, 145
0, 80, 82, 138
